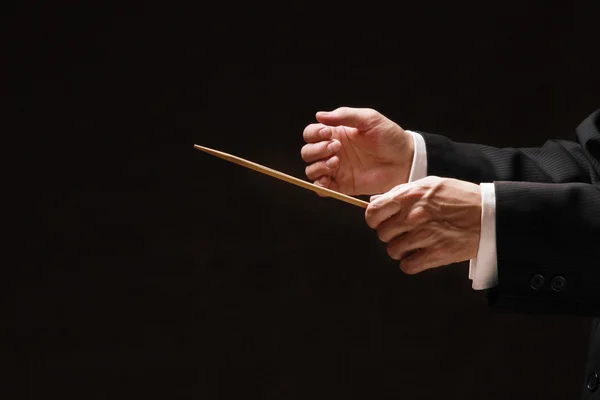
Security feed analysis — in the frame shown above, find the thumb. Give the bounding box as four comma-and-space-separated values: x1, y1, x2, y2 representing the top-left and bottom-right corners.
315, 107, 379, 128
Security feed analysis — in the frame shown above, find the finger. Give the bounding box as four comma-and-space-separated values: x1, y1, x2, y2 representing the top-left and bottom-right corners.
315, 107, 378, 128
376, 207, 413, 243
385, 229, 435, 260
369, 194, 382, 202
364, 189, 407, 229
305, 157, 339, 181
303, 124, 333, 143
399, 248, 441, 275
313, 176, 331, 197
300, 139, 342, 163
313, 176, 341, 197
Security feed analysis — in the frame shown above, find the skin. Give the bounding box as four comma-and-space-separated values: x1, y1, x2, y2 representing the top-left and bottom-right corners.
301, 107, 414, 195
301, 107, 482, 272
366, 176, 481, 274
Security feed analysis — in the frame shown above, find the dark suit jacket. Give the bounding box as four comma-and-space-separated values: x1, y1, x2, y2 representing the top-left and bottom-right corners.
418, 109, 600, 399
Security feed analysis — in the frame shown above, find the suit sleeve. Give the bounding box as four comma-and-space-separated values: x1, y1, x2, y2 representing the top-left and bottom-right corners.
419, 109, 600, 316
415, 109, 600, 186
491, 180, 600, 316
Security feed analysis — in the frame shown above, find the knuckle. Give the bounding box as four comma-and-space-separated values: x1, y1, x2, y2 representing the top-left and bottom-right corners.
319, 140, 330, 153
305, 165, 314, 179
386, 244, 400, 260
364, 211, 376, 229
400, 259, 413, 273
391, 189, 404, 202
302, 125, 312, 140
406, 185, 425, 201
407, 206, 428, 225
303, 123, 321, 140
300, 146, 309, 161
428, 175, 445, 189
364, 108, 381, 124
364, 108, 378, 118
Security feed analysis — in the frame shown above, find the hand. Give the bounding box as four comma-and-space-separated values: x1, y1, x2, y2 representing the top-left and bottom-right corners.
365, 176, 482, 274
301, 107, 414, 196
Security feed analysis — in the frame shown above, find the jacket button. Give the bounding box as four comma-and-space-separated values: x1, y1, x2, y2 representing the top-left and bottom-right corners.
587, 373, 599, 392
550, 276, 566, 292
530, 274, 545, 290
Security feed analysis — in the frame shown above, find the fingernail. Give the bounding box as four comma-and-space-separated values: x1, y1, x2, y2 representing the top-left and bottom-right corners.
320, 127, 332, 139
327, 140, 341, 152
325, 157, 338, 168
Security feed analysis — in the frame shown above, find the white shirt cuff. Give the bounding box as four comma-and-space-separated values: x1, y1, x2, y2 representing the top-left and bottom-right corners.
469, 182, 499, 290
405, 130, 498, 290
405, 130, 427, 182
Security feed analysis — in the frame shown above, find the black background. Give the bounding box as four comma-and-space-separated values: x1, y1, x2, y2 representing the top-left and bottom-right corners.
6, 1, 600, 399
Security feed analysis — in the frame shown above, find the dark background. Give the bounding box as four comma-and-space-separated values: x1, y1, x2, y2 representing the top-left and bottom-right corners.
5, 2, 600, 399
